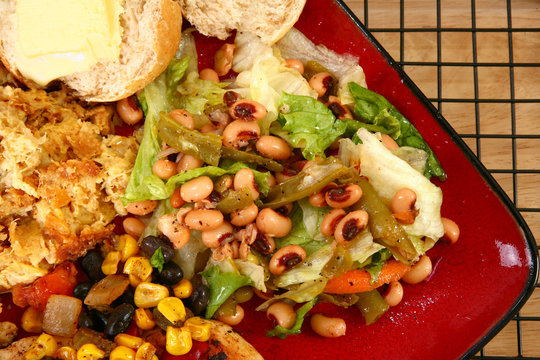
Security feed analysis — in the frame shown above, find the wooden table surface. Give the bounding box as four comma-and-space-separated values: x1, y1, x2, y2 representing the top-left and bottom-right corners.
342, 1, 540, 358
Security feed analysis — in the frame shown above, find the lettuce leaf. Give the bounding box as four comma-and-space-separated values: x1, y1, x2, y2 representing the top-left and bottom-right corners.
233, 259, 267, 292
348, 82, 446, 180
177, 71, 229, 116
274, 245, 334, 288
364, 249, 392, 285
275, 205, 327, 256
201, 265, 252, 319
267, 297, 318, 339
357, 128, 444, 242
122, 57, 190, 204
256, 279, 327, 311
275, 92, 347, 160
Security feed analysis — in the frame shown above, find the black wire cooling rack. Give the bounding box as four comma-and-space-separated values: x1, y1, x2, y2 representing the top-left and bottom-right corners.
349, 0, 540, 358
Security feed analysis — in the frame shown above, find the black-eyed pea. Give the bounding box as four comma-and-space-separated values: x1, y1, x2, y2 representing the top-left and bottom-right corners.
229, 99, 268, 122
402, 255, 432, 284
285, 59, 304, 75
251, 232, 275, 255
327, 96, 353, 119
309, 72, 334, 98
184, 209, 224, 231
169, 109, 195, 130
126, 200, 158, 216
214, 43, 235, 76
222, 120, 261, 149
216, 304, 244, 326
199, 68, 220, 82
199, 124, 218, 134
381, 133, 399, 150
325, 184, 363, 208
153, 159, 177, 180
177, 154, 204, 172
308, 182, 337, 208
158, 214, 190, 250
255, 136, 291, 160
334, 210, 369, 244
170, 188, 185, 209
275, 171, 293, 184
201, 221, 234, 248
266, 301, 296, 330
441, 217, 460, 244
256, 208, 292, 238
223, 91, 242, 107
391, 188, 417, 225
117, 95, 143, 125
310, 313, 346, 338
320, 209, 346, 237
230, 203, 259, 227
382, 281, 404, 307
123, 217, 146, 239
275, 203, 293, 216
234, 168, 260, 200
180, 176, 214, 203
268, 245, 306, 275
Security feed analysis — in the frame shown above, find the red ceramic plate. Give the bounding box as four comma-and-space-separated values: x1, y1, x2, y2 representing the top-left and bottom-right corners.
229, 1, 538, 359
2, 1, 537, 360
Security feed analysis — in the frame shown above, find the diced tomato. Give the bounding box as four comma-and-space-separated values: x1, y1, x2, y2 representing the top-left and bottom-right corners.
12, 262, 78, 311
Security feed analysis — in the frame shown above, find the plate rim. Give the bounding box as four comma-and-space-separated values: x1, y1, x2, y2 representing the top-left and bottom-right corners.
333, 1, 539, 358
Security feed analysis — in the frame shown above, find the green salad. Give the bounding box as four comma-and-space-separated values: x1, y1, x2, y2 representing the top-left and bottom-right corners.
120, 28, 457, 340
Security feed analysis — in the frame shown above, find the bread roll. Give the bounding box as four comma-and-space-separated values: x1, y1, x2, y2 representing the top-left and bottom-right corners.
180, 0, 306, 45
0, 0, 182, 102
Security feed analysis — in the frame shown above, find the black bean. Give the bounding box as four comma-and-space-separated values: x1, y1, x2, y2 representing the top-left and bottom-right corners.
140, 236, 175, 262
152, 307, 175, 331
105, 304, 134, 338
73, 281, 94, 301
112, 287, 135, 307
78, 310, 107, 332
185, 275, 210, 316
158, 262, 184, 285
81, 250, 105, 281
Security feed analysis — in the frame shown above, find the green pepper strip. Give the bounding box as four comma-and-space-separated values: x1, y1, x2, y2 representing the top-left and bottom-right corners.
355, 289, 389, 325
263, 158, 350, 209
159, 112, 222, 166
353, 177, 417, 264
221, 147, 283, 173
216, 187, 254, 214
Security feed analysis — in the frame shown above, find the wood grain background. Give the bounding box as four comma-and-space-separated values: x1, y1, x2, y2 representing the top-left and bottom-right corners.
343, 0, 540, 358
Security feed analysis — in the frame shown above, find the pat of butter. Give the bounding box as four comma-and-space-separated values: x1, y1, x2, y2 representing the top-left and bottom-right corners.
14, 0, 123, 86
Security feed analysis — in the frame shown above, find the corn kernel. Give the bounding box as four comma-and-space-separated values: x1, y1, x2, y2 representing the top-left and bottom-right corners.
151, 357, 158, 360
117, 234, 140, 261
173, 279, 193, 299
114, 334, 144, 349
157, 297, 186, 324
21, 306, 43, 333
24, 333, 57, 360
110, 346, 135, 360
135, 342, 157, 360
124, 257, 153, 285
135, 308, 156, 330
166, 326, 192, 356
102, 251, 122, 275
56, 346, 77, 360
76, 344, 104, 360
184, 317, 212, 342
134, 282, 169, 308
246, 253, 259, 264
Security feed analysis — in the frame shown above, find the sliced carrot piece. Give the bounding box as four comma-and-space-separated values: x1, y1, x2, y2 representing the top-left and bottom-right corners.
324, 260, 411, 294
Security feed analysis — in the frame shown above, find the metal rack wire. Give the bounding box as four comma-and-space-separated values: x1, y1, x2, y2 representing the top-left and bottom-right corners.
351, 0, 540, 358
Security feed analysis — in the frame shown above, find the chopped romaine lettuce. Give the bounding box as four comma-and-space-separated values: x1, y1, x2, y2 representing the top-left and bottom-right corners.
348, 82, 446, 180
177, 71, 229, 115
140, 199, 176, 239
297, 198, 330, 241
201, 265, 252, 319
274, 92, 347, 160
233, 259, 267, 292
357, 128, 444, 242
175, 30, 199, 74
173, 230, 207, 280
347, 229, 385, 264
364, 249, 392, 285
122, 57, 190, 204
267, 297, 318, 339
256, 279, 327, 311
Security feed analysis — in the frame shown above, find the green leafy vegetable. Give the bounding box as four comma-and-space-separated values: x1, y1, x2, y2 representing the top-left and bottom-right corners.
267, 297, 318, 339
122, 57, 190, 204
275, 92, 347, 160
177, 72, 229, 115
364, 249, 392, 285
348, 82, 446, 180
150, 247, 165, 272
201, 266, 252, 319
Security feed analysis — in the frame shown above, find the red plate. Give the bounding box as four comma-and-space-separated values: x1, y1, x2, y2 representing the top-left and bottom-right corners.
228, 1, 538, 359
2, 1, 537, 360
